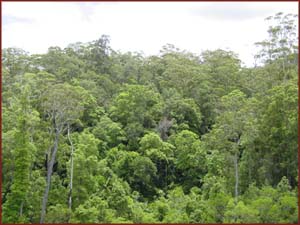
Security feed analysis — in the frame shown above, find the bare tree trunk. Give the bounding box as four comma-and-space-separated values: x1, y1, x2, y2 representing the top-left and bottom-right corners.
19, 201, 24, 217
67, 125, 74, 212
234, 152, 239, 204
282, 58, 287, 81
40, 127, 60, 223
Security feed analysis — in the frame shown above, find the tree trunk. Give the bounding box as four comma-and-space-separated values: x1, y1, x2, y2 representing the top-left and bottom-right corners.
234, 152, 239, 204
40, 126, 60, 223
19, 201, 24, 217
67, 125, 74, 212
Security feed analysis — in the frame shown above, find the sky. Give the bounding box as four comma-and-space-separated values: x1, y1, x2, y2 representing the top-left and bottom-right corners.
2, 2, 298, 67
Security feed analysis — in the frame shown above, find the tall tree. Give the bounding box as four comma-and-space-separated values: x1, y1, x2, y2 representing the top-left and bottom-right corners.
2, 83, 39, 223
40, 84, 85, 223
255, 13, 298, 80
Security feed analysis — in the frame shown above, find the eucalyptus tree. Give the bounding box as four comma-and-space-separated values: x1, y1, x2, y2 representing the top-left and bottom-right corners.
255, 13, 298, 80
40, 83, 85, 223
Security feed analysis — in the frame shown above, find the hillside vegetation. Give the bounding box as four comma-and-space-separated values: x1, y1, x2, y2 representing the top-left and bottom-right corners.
2, 13, 298, 223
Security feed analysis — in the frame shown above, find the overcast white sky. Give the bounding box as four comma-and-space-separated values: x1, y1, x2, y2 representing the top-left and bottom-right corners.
2, 2, 298, 67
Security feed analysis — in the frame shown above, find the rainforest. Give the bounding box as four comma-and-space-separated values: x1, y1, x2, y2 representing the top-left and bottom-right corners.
1, 12, 298, 223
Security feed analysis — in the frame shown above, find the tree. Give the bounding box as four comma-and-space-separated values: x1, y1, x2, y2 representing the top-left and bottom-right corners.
159, 46, 202, 98
2, 111, 36, 223
38, 46, 84, 82
169, 130, 206, 190
162, 187, 190, 223
2, 48, 30, 77
256, 79, 297, 186
162, 89, 202, 134
201, 49, 241, 96
219, 90, 249, 201
109, 84, 162, 149
107, 148, 157, 199
255, 13, 298, 81
203, 90, 250, 202
67, 130, 101, 211
2, 78, 39, 223
224, 200, 259, 223
139, 132, 175, 190
91, 115, 126, 152
40, 83, 85, 223
71, 196, 114, 223
84, 35, 112, 74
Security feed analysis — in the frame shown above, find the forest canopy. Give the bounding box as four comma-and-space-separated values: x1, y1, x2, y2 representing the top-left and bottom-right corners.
1, 12, 299, 223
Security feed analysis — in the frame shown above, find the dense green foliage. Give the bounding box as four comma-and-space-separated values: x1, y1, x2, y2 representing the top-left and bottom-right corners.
2, 13, 298, 223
